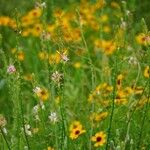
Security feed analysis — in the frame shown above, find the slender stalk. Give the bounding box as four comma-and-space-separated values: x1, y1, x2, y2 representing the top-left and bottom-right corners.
137, 78, 150, 149
106, 58, 117, 150
20, 94, 30, 150
0, 128, 11, 150
124, 108, 131, 150
59, 64, 67, 150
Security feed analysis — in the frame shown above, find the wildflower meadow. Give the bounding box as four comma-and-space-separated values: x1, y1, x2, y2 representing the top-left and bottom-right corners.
0, 0, 150, 150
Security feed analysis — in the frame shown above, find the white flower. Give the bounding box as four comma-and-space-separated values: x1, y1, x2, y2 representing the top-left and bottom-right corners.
128, 57, 138, 65
24, 146, 28, 150
57, 51, 69, 62
33, 87, 41, 94
24, 124, 32, 136
41, 2, 46, 8
35, 115, 40, 121
48, 112, 58, 123
2, 127, 7, 135
7, 65, 16, 74
126, 10, 131, 16
32, 105, 41, 121
120, 19, 127, 29
61, 54, 69, 62
40, 101, 45, 110
35, 2, 46, 8
32, 105, 39, 114
51, 71, 63, 84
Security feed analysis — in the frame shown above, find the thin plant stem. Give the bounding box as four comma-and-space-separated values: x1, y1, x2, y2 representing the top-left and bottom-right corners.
106, 58, 117, 150
0, 128, 11, 150
20, 93, 31, 150
137, 78, 150, 149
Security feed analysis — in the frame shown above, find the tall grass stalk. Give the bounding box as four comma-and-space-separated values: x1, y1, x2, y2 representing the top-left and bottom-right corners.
106, 55, 118, 150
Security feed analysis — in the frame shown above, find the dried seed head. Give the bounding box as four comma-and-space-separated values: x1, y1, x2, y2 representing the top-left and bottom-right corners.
51, 71, 63, 85
128, 56, 138, 65
40, 31, 51, 40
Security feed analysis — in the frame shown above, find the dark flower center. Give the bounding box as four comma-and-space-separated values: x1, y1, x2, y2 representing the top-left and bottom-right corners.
33, 12, 37, 16
40, 91, 46, 95
117, 79, 121, 85
75, 130, 80, 135
142, 37, 146, 41
96, 136, 102, 142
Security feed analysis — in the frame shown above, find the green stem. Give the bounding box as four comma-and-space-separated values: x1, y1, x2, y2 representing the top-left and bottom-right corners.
20, 94, 31, 150
137, 79, 150, 149
106, 58, 117, 150
0, 128, 11, 150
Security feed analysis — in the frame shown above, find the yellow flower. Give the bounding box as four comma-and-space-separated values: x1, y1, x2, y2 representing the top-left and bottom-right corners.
136, 97, 149, 109
49, 53, 61, 64
88, 83, 113, 103
100, 14, 108, 23
88, 93, 94, 102
124, 87, 134, 95
115, 90, 127, 105
31, 23, 43, 37
116, 74, 124, 89
144, 66, 150, 78
11, 48, 17, 54
28, 8, 42, 19
111, 2, 120, 9
54, 8, 64, 18
55, 96, 61, 104
47, 146, 54, 150
69, 121, 86, 140
36, 88, 49, 101
22, 28, 31, 37
0, 16, 10, 26
95, 39, 116, 55
32, 128, 39, 134
91, 131, 106, 147
69, 121, 82, 131
136, 33, 150, 46
91, 112, 108, 122
21, 8, 42, 27
100, 100, 110, 107
38, 51, 48, 60
47, 24, 55, 32
94, 0, 106, 10
21, 16, 36, 27
0, 16, 16, 28
103, 26, 111, 33
73, 62, 81, 69
69, 127, 86, 140
17, 51, 25, 61
23, 74, 33, 81
133, 86, 143, 95
102, 40, 116, 55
